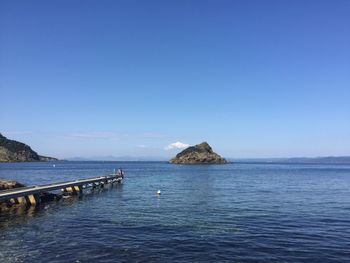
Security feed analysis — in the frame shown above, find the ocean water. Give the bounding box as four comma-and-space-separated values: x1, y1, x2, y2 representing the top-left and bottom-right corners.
0, 161, 350, 262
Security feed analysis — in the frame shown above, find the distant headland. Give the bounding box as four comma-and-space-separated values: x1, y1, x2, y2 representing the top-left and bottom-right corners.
0, 133, 57, 162
170, 142, 227, 164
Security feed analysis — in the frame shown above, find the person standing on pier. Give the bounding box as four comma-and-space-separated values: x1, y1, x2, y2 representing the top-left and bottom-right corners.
117, 168, 124, 178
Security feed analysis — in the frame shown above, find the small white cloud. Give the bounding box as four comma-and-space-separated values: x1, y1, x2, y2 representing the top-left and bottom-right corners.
164, 141, 191, 150
137, 145, 147, 148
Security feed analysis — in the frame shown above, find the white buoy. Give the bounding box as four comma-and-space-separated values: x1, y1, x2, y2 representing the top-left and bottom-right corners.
53, 164, 56, 168
157, 190, 161, 195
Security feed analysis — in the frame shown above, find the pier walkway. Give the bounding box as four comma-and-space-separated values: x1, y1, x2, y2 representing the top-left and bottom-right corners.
0, 174, 123, 205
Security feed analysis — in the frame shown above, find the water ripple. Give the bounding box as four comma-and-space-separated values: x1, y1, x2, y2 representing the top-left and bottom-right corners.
1, 162, 350, 262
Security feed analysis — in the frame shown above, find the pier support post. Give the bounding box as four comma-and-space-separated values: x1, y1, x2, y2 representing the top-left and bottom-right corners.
10, 198, 19, 204
17, 196, 27, 205
65, 186, 76, 194
74, 185, 82, 194
27, 194, 38, 205
63, 186, 83, 195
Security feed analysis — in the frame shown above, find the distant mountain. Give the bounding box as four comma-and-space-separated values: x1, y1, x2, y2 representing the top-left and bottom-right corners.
0, 133, 57, 162
284, 156, 350, 164
230, 156, 350, 164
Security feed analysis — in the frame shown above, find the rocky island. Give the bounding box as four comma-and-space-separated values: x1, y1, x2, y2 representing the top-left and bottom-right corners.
0, 133, 57, 162
170, 142, 227, 164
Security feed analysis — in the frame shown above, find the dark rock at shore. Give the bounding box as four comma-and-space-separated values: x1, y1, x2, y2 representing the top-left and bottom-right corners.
0, 133, 57, 162
0, 179, 25, 190
0, 179, 61, 212
0, 179, 25, 211
170, 142, 227, 164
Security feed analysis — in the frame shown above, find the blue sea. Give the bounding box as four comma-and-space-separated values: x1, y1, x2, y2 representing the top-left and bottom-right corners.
0, 161, 350, 262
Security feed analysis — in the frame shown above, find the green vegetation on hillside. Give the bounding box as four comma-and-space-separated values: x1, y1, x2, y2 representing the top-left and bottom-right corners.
0, 133, 57, 162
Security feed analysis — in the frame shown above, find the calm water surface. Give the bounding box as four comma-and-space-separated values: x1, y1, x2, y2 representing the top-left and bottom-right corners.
0, 161, 350, 262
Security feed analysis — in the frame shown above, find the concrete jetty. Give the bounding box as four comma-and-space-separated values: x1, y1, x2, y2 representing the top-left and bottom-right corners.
0, 173, 123, 206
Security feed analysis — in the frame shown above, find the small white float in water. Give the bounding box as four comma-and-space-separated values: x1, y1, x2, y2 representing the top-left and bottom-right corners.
157, 190, 161, 195
53, 164, 56, 168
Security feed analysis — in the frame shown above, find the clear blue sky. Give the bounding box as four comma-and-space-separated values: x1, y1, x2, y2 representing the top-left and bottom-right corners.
1, 0, 349, 159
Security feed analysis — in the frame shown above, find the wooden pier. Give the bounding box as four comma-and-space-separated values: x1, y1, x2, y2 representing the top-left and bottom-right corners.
0, 174, 123, 206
